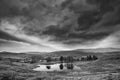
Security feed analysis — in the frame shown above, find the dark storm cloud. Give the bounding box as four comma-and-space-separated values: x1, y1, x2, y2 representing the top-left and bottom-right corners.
40, 0, 120, 44
0, 0, 26, 18
0, 0, 120, 52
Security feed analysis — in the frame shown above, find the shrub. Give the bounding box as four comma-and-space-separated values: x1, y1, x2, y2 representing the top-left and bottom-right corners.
46, 57, 52, 62
66, 56, 73, 63
92, 55, 98, 60
87, 55, 93, 61
59, 56, 64, 63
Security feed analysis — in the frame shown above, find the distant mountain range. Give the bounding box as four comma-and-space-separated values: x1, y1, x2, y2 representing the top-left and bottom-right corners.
0, 48, 120, 55
77, 48, 120, 53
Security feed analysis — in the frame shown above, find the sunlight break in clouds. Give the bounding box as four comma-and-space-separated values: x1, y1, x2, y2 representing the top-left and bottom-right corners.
0, 21, 74, 51
0, 39, 57, 52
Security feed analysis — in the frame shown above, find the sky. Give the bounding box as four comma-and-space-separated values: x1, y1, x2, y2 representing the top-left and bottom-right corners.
0, 0, 120, 53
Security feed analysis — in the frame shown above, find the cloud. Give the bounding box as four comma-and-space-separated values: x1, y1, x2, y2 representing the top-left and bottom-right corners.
0, 20, 72, 51
0, 0, 120, 52
0, 20, 119, 52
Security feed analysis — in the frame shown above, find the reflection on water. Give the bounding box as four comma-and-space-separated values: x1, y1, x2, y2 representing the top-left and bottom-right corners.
33, 63, 81, 71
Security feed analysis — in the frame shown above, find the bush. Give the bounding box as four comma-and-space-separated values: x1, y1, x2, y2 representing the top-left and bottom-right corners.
92, 55, 98, 60
46, 57, 52, 62
59, 56, 64, 63
87, 55, 93, 61
66, 56, 73, 63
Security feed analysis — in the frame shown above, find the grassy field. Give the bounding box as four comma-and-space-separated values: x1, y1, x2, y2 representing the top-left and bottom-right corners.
0, 51, 120, 80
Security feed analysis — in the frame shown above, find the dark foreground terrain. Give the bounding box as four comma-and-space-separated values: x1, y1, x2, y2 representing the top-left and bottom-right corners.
0, 50, 120, 80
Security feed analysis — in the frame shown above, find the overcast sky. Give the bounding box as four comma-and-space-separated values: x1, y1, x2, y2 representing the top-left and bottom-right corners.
0, 0, 120, 52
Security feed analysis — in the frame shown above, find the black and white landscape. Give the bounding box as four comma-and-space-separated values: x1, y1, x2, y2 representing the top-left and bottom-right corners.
0, 0, 120, 80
